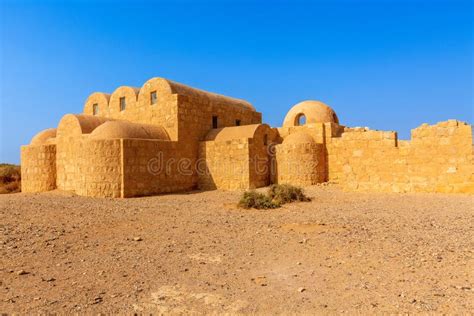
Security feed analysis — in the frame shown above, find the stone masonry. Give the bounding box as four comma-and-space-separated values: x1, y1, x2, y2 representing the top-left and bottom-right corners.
21, 77, 474, 197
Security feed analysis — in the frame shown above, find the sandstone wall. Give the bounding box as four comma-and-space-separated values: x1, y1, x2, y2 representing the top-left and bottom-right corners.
275, 142, 326, 186
248, 133, 277, 189
21, 144, 56, 192
327, 120, 473, 193
83, 78, 261, 144
56, 137, 122, 197
56, 136, 83, 191
198, 124, 276, 190
176, 94, 261, 157
198, 139, 251, 190
122, 139, 195, 197
75, 139, 123, 198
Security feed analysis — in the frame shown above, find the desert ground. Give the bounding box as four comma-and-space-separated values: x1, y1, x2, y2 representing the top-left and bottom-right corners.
0, 185, 473, 314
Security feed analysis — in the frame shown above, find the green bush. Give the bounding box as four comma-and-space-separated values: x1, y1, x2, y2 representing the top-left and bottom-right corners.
268, 184, 311, 204
238, 190, 280, 209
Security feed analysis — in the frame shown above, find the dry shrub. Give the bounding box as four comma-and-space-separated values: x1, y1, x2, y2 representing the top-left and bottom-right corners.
268, 184, 311, 204
238, 184, 311, 209
238, 190, 280, 209
0, 164, 21, 194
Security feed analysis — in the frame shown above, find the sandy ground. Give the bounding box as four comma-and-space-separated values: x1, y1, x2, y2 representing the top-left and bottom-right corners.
0, 185, 473, 314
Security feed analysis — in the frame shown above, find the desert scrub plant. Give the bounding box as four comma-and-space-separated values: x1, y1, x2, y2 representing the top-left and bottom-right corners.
238, 184, 311, 209
238, 190, 280, 209
0, 164, 21, 194
268, 184, 311, 204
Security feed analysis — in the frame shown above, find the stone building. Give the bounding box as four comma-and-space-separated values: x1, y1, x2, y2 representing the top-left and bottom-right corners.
21, 77, 474, 197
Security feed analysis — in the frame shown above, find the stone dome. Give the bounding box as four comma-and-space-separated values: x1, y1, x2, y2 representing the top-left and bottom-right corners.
57, 114, 112, 138
30, 128, 57, 145
282, 132, 315, 145
90, 120, 170, 140
204, 124, 270, 142
283, 100, 339, 127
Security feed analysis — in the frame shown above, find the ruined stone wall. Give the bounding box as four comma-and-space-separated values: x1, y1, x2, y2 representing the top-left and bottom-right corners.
20, 144, 56, 192
327, 120, 473, 193
122, 139, 195, 197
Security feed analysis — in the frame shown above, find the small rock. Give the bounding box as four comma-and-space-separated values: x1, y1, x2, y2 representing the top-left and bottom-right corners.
16, 270, 28, 275
296, 262, 302, 265
133, 237, 142, 242
298, 287, 306, 293
252, 276, 267, 286
42, 277, 56, 282
92, 296, 103, 304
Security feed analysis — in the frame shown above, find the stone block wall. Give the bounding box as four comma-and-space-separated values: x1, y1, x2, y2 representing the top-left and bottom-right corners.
122, 139, 196, 197
56, 136, 79, 191
21, 75, 473, 197
275, 142, 326, 186
177, 94, 261, 145
55, 137, 122, 197
198, 139, 251, 190
75, 139, 122, 198
277, 123, 325, 143
327, 120, 473, 193
20, 144, 56, 192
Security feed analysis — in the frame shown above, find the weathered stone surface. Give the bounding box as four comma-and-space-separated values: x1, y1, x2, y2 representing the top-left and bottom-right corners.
20, 79, 474, 197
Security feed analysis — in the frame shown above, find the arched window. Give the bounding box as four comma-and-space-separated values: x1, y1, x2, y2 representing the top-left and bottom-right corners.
92, 103, 99, 115
150, 91, 157, 105
295, 113, 306, 126
212, 116, 218, 129
119, 97, 126, 111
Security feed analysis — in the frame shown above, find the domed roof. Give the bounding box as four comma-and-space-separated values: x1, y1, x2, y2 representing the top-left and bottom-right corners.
204, 124, 270, 142
90, 120, 170, 140
283, 100, 339, 127
57, 114, 112, 138
140, 77, 255, 111
30, 128, 57, 145
283, 132, 315, 145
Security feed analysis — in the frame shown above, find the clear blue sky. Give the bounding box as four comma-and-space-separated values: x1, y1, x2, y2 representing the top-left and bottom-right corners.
1, 0, 472, 164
